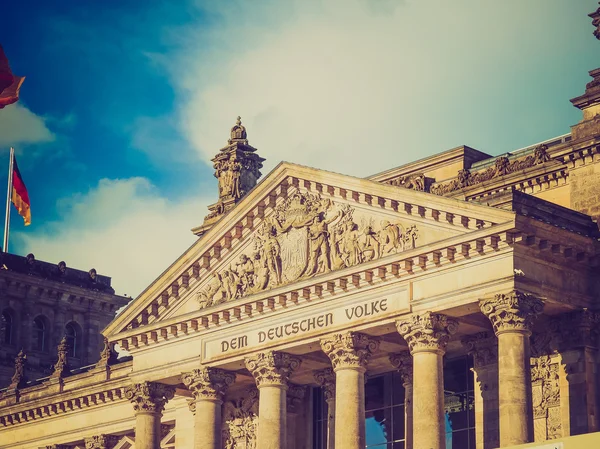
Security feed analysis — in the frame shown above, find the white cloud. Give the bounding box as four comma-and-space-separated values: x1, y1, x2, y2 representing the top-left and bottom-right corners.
14, 177, 210, 297
0, 104, 55, 147
171, 0, 593, 177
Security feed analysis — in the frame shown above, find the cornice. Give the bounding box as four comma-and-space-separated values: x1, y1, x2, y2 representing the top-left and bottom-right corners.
104, 162, 516, 338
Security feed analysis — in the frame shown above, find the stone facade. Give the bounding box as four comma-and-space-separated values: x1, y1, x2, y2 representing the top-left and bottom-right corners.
0, 252, 128, 388
2, 10, 600, 449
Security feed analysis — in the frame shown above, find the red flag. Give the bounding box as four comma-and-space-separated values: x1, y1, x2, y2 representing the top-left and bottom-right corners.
11, 156, 31, 226
0, 44, 25, 109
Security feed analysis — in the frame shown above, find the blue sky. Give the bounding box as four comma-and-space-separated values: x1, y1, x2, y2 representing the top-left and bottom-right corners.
0, 0, 598, 296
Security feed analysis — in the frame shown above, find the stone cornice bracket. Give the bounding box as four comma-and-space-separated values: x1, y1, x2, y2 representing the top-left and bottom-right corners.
396, 312, 458, 355
8, 349, 28, 390
461, 332, 498, 368
320, 332, 381, 372
244, 350, 301, 388
84, 434, 119, 449
50, 336, 70, 379
124, 381, 175, 414
389, 351, 413, 386
479, 291, 544, 336
181, 367, 236, 402
313, 368, 336, 401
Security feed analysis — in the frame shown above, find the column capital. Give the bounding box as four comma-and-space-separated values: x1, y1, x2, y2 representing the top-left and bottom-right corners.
396, 312, 458, 354
389, 351, 413, 386
551, 309, 600, 350
479, 290, 543, 335
124, 381, 175, 414
84, 434, 118, 449
314, 368, 336, 401
461, 332, 498, 369
244, 350, 301, 388
181, 367, 236, 402
287, 383, 307, 413
320, 332, 380, 372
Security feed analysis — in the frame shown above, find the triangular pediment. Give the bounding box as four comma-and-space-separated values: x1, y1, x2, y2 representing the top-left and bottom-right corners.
104, 162, 515, 339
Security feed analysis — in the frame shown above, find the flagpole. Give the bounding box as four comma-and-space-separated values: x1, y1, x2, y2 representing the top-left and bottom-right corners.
3, 147, 14, 253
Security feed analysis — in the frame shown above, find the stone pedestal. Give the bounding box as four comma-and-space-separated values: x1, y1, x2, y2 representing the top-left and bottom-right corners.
182, 367, 236, 449
463, 332, 500, 449
320, 332, 380, 449
314, 368, 336, 449
245, 351, 301, 449
396, 312, 458, 449
389, 352, 413, 449
480, 291, 543, 447
124, 382, 175, 449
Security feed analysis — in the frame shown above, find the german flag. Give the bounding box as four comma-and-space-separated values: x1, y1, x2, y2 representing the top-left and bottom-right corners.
11, 156, 30, 226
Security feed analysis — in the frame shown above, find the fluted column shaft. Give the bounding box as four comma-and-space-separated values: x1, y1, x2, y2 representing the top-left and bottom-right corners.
390, 352, 413, 449
182, 367, 236, 449
480, 291, 543, 447
125, 382, 175, 449
397, 312, 458, 449
321, 332, 380, 449
314, 369, 336, 449
245, 351, 301, 449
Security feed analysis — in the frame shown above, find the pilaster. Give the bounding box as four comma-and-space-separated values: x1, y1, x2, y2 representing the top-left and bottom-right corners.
314, 368, 336, 449
389, 351, 413, 449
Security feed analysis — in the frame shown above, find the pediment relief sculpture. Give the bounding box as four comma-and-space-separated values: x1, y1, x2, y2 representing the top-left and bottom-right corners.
431, 144, 552, 195
196, 191, 419, 309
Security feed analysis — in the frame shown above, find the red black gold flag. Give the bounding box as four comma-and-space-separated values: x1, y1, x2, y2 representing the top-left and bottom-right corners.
11, 156, 30, 226
0, 44, 25, 109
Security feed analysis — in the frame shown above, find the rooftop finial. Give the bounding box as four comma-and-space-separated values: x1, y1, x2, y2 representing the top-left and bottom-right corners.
229, 115, 247, 142
589, 2, 600, 40
236, 115, 242, 125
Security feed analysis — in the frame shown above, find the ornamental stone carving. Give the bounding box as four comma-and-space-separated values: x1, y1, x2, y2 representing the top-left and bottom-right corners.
590, 3, 600, 40
389, 351, 413, 386
431, 144, 551, 195
181, 367, 236, 401
222, 388, 259, 449
531, 355, 561, 441
550, 309, 600, 350
461, 332, 498, 368
196, 191, 420, 309
313, 368, 336, 401
287, 383, 307, 413
51, 336, 70, 379
396, 312, 458, 354
84, 434, 118, 449
96, 337, 117, 368
386, 173, 428, 191
8, 349, 27, 390
320, 332, 380, 371
124, 381, 175, 413
479, 291, 544, 334
244, 351, 301, 387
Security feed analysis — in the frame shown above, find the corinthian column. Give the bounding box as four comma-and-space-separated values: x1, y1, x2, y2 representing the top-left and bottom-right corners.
314, 368, 336, 449
396, 312, 458, 449
480, 291, 543, 447
182, 367, 236, 449
320, 332, 380, 449
124, 382, 175, 449
245, 351, 301, 449
389, 352, 413, 449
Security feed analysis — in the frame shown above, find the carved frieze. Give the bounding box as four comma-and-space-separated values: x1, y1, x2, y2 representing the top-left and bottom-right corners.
396, 312, 458, 354
222, 389, 259, 449
320, 332, 380, 371
244, 351, 301, 387
386, 173, 428, 192
197, 191, 419, 309
84, 434, 118, 449
479, 291, 543, 334
431, 144, 551, 195
313, 368, 336, 401
389, 351, 413, 386
182, 367, 236, 401
124, 381, 175, 413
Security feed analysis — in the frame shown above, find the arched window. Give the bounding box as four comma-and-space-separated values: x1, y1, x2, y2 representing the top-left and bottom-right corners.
1, 310, 14, 344
65, 322, 80, 358
33, 316, 48, 352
